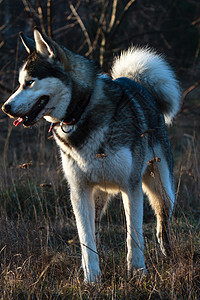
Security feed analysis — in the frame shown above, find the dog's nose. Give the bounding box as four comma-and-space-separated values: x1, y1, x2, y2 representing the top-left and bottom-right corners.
2, 103, 11, 113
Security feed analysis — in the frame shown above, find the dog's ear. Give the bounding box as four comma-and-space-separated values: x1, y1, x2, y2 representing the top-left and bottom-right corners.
34, 27, 56, 58
19, 32, 35, 54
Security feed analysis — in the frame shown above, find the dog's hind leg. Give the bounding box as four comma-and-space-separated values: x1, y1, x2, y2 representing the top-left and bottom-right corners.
142, 154, 175, 256
70, 185, 101, 283
122, 181, 146, 276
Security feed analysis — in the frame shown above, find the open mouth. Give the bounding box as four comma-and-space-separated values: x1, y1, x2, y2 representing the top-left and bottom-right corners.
14, 95, 50, 127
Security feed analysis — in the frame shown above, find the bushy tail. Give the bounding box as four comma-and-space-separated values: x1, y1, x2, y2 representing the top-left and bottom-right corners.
111, 47, 181, 124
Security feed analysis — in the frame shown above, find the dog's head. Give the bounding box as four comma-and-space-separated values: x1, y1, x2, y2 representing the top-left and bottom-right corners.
2, 28, 74, 126
2, 28, 98, 127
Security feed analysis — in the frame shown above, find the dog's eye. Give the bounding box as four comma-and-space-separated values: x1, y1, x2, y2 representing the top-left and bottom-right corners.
24, 80, 34, 87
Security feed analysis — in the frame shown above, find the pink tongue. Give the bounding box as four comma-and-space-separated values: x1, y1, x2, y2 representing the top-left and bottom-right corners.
13, 118, 24, 127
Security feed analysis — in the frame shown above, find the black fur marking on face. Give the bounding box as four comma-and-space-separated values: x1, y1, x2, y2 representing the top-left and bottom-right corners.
24, 52, 70, 84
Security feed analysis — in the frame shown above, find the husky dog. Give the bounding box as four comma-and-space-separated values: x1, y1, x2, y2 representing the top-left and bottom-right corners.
2, 28, 181, 283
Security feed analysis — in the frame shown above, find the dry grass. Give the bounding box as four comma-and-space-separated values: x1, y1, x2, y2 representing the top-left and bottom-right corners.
0, 114, 200, 299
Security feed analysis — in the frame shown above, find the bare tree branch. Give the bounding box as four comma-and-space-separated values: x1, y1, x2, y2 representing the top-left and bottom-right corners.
100, 32, 106, 67
182, 80, 200, 104
108, 0, 118, 33
70, 3, 92, 55
21, 0, 31, 14
110, 0, 135, 39
67, 0, 81, 21
87, 1, 109, 57
36, 0, 46, 34
47, 0, 52, 38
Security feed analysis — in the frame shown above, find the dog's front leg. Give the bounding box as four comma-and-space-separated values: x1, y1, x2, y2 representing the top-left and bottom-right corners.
70, 185, 101, 283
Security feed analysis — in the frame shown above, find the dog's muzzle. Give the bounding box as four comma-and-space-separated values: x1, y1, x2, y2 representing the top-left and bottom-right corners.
2, 95, 50, 127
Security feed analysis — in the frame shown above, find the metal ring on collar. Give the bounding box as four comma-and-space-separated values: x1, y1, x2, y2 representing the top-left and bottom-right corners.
60, 120, 74, 133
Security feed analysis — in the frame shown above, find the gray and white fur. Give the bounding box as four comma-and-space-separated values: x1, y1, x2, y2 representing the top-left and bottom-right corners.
2, 28, 181, 283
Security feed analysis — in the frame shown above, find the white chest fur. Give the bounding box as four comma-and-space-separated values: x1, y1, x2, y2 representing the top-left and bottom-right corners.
53, 125, 133, 192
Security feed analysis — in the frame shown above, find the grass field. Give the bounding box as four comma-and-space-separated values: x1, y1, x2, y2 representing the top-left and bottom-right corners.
0, 100, 200, 299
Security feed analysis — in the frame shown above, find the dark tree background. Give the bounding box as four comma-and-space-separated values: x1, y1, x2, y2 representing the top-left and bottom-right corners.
0, 0, 200, 95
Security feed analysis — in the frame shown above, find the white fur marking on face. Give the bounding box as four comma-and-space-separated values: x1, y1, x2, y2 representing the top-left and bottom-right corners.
19, 64, 28, 85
